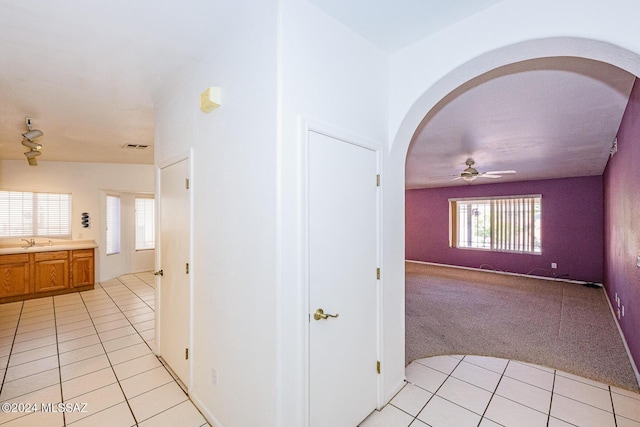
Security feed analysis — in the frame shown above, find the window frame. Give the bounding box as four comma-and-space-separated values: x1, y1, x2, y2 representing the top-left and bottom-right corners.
0, 190, 72, 239
449, 194, 542, 255
106, 194, 121, 255
134, 196, 155, 251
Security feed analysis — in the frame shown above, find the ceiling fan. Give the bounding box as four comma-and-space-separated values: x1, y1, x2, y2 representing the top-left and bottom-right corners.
452, 158, 516, 183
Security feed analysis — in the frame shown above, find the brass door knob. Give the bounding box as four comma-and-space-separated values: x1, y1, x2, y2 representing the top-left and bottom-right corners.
314, 308, 339, 321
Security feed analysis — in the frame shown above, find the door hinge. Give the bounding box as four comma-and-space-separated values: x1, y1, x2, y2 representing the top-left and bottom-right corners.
376, 361, 381, 374
185, 348, 189, 360
376, 174, 380, 187
185, 178, 190, 189
186, 263, 189, 274
376, 268, 380, 280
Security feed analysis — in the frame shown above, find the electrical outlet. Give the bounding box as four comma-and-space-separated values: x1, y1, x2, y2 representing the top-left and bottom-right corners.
211, 368, 218, 386
551, 263, 557, 269
622, 305, 625, 317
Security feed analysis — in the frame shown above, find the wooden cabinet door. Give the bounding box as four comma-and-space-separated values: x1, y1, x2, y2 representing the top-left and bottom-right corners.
0, 254, 31, 298
71, 249, 94, 287
34, 251, 69, 293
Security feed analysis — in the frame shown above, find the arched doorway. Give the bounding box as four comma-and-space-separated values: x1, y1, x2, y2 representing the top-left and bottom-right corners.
386, 34, 640, 380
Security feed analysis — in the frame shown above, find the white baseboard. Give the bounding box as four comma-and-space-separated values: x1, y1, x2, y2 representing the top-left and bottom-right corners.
602, 289, 640, 388
190, 392, 222, 427
406, 260, 603, 287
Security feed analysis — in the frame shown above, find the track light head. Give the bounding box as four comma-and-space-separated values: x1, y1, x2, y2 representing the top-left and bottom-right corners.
24, 149, 41, 166
22, 129, 43, 141
21, 139, 42, 150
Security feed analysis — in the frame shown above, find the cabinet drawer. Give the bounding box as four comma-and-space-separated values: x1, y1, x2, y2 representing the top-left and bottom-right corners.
35, 251, 69, 261
72, 249, 94, 258
0, 254, 29, 265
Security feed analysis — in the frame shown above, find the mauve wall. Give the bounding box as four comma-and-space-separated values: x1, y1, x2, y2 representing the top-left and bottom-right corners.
406, 176, 604, 283
604, 77, 640, 370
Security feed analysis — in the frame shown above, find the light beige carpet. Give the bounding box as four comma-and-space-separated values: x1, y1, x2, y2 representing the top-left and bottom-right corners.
406, 262, 640, 392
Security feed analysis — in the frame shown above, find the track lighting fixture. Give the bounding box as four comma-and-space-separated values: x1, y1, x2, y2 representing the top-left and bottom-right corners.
22, 117, 43, 166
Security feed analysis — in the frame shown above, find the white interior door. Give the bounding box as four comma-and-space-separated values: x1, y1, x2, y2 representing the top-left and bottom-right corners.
308, 131, 378, 427
159, 158, 191, 387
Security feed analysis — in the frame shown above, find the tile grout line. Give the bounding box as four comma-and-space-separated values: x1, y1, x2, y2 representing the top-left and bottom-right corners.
546, 369, 557, 427
94, 283, 154, 355
0, 301, 24, 396
404, 356, 466, 425
52, 297, 67, 426
476, 358, 510, 427
114, 275, 155, 313
91, 278, 201, 425
609, 386, 618, 427
79, 285, 140, 427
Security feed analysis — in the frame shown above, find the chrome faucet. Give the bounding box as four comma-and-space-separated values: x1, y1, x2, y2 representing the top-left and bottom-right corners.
21, 238, 36, 247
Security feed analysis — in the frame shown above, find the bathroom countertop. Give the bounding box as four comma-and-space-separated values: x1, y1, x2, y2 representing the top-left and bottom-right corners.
0, 240, 98, 255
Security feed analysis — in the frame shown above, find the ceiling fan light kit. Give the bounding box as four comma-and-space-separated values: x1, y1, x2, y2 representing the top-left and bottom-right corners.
21, 117, 43, 166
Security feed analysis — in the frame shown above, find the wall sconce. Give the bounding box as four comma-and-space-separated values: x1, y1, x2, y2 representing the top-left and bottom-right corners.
81, 212, 90, 228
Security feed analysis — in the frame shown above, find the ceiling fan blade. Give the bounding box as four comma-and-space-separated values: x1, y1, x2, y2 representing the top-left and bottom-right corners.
450, 176, 463, 181
479, 174, 502, 179
485, 170, 516, 175
27, 157, 38, 166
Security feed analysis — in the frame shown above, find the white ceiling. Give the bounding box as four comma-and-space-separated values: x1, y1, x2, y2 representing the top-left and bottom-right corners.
0, 0, 635, 186
308, 0, 502, 53
0, 0, 218, 165
406, 57, 635, 189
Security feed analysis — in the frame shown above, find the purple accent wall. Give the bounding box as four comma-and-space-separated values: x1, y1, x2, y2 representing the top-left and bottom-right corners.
406, 176, 604, 283
604, 77, 640, 370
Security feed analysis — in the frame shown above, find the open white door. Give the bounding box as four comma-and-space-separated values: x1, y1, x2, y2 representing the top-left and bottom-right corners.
158, 158, 191, 387
308, 131, 378, 427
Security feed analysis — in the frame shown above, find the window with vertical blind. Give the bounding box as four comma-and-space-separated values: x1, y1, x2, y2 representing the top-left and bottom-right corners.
0, 190, 71, 238
450, 195, 541, 254
106, 195, 121, 255
134, 197, 155, 250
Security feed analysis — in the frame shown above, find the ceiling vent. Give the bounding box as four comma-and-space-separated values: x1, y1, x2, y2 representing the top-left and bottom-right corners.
122, 143, 150, 150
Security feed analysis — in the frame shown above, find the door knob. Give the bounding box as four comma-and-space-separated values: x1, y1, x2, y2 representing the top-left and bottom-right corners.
154, 270, 163, 276
313, 308, 339, 321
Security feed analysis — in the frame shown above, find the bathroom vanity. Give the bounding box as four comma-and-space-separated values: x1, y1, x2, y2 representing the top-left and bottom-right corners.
0, 241, 97, 303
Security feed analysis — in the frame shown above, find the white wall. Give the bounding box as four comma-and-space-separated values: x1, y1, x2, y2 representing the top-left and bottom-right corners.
0, 160, 155, 281
278, 1, 393, 425
152, 1, 279, 426
153, 0, 640, 426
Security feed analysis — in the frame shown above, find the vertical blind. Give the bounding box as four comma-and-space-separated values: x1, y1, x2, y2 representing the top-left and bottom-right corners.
134, 197, 155, 250
451, 195, 541, 254
0, 190, 70, 237
106, 195, 121, 255
492, 196, 540, 253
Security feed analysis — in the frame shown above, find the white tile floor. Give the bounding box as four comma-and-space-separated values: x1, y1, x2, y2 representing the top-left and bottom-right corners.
4, 274, 640, 427
360, 355, 640, 427
0, 272, 209, 427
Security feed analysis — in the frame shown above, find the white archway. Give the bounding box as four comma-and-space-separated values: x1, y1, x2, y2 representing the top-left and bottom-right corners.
392, 37, 640, 160
380, 37, 640, 401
